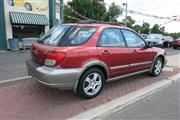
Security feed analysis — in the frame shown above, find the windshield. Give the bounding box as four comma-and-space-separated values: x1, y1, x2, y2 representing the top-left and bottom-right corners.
40, 25, 97, 46
147, 34, 162, 41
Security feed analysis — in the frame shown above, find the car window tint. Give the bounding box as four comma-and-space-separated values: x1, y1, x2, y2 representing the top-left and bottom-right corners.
99, 29, 125, 47
68, 27, 97, 45
40, 25, 71, 46
121, 29, 145, 48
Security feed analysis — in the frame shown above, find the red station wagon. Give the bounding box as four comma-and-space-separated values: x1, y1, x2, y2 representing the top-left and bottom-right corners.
26, 22, 167, 99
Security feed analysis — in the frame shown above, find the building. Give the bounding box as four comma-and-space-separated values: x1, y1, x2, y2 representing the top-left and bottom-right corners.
0, 0, 58, 50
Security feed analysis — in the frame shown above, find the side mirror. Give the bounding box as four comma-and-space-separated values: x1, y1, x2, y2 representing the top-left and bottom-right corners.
145, 41, 153, 48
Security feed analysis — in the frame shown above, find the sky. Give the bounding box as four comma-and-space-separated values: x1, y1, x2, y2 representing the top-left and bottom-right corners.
65, 0, 180, 33
104, 0, 180, 33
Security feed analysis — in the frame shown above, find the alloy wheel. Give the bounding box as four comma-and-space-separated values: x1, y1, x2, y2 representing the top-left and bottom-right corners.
154, 59, 162, 75
83, 72, 102, 96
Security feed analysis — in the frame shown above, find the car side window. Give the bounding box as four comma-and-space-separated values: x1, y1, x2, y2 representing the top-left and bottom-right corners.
99, 29, 126, 47
121, 29, 145, 48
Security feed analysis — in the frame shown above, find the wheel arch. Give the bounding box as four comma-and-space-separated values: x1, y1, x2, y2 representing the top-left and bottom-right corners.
73, 60, 110, 93
150, 53, 166, 73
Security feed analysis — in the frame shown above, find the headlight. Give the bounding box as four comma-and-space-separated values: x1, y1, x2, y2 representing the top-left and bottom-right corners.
157, 41, 163, 44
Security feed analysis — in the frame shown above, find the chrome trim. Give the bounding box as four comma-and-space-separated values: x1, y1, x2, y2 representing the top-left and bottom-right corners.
107, 69, 150, 82
130, 61, 152, 67
110, 61, 152, 71
110, 65, 130, 70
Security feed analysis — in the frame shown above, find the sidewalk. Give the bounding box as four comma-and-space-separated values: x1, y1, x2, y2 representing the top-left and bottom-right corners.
104, 78, 180, 120
0, 51, 30, 81
0, 68, 179, 120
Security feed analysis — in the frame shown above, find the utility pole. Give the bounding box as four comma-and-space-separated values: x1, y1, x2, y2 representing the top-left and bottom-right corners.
49, 0, 56, 28
123, 2, 128, 26
60, 0, 64, 24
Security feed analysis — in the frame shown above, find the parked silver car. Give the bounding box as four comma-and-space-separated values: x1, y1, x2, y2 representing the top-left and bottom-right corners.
146, 34, 164, 48
163, 36, 174, 48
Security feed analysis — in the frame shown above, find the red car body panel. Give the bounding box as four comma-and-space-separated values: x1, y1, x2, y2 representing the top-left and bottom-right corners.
172, 39, 180, 47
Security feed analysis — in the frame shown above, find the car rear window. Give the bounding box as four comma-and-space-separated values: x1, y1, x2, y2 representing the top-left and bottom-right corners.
60, 26, 97, 46
39, 25, 71, 46
39, 25, 97, 46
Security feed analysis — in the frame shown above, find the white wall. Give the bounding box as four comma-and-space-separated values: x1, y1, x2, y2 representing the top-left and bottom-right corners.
4, 0, 50, 49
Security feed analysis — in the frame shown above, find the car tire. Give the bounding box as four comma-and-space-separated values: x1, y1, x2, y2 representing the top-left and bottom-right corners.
77, 68, 105, 99
151, 57, 163, 76
173, 46, 177, 49
24, 3, 32, 11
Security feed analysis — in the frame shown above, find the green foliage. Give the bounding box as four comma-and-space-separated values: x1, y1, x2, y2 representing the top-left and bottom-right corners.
122, 16, 135, 28
150, 24, 165, 34
64, 0, 122, 23
165, 32, 180, 39
105, 2, 123, 22
133, 24, 141, 33
64, 1, 178, 35
141, 22, 150, 34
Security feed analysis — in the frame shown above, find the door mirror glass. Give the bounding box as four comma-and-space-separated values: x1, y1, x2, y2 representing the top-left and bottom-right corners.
146, 41, 153, 48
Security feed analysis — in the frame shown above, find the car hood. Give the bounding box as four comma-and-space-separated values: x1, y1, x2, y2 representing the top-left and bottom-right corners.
146, 38, 163, 43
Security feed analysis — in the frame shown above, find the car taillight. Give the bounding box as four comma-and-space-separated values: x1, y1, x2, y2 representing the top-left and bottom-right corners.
44, 52, 66, 67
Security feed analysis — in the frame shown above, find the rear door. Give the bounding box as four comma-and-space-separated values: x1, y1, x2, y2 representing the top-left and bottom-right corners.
97, 28, 131, 78
121, 29, 154, 73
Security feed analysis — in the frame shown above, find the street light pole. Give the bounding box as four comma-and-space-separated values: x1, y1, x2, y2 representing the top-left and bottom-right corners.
123, 2, 128, 26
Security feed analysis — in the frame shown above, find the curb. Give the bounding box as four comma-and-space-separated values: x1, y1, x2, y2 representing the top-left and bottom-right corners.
67, 73, 180, 120
0, 76, 32, 87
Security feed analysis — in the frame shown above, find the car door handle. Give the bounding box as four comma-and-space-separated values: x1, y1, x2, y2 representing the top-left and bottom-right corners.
102, 50, 110, 55
133, 49, 137, 52
133, 49, 138, 54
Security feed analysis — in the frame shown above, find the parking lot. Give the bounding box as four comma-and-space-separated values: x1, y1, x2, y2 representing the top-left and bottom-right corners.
165, 48, 180, 68
0, 48, 179, 120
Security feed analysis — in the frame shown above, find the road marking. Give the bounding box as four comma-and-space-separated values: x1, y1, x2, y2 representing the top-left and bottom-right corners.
0, 76, 32, 86
67, 73, 180, 120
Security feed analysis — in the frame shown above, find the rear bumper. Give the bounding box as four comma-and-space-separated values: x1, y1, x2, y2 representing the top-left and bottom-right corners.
26, 59, 83, 89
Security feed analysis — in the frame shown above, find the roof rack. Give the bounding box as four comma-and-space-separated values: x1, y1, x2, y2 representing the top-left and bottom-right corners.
78, 20, 124, 26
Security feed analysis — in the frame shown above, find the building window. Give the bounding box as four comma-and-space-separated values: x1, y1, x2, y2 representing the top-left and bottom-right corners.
12, 25, 45, 39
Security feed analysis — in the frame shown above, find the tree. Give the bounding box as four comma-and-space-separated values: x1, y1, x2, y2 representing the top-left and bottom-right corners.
122, 16, 135, 28
133, 24, 141, 33
64, 0, 122, 23
105, 2, 122, 22
165, 32, 180, 39
150, 24, 165, 34
141, 22, 150, 34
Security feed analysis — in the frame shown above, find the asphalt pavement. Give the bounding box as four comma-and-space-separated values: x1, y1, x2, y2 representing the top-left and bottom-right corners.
0, 50, 30, 80
104, 79, 180, 120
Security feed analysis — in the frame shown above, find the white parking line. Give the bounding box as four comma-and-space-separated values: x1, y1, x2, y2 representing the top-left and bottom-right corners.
67, 73, 180, 120
0, 76, 32, 85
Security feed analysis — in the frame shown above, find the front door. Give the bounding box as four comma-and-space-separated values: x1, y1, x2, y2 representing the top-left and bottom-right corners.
97, 28, 131, 78
121, 29, 154, 73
